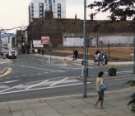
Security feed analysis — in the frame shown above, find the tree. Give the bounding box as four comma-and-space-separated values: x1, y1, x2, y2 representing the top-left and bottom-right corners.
88, 0, 135, 21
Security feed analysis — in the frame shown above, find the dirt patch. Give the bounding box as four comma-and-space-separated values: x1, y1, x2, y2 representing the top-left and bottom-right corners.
51, 47, 133, 61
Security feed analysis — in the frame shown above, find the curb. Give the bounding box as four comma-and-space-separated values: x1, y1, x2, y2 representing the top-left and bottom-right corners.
41, 87, 135, 100
0, 67, 12, 78
6, 87, 134, 104
34, 54, 133, 66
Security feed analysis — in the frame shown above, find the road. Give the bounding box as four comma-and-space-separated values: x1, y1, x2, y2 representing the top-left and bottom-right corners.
0, 54, 134, 102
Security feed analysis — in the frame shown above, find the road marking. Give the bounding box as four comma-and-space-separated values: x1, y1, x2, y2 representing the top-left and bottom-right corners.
0, 82, 92, 95
117, 70, 132, 74
50, 77, 68, 87
0, 77, 86, 94
0, 68, 12, 78
2, 80, 18, 84
18, 65, 65, 73
18, 65, 47, 71
26, 80, 49, 90
0, 84, 25, 93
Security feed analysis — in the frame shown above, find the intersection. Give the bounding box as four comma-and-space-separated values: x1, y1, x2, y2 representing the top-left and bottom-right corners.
0, 54, 134, 102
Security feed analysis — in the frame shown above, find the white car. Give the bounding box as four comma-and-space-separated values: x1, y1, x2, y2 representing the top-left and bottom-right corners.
2, 48, 17, 59
7, 48, 17, 59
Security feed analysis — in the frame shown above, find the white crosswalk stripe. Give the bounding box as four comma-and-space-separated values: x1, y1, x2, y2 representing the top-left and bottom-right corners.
0, 77, 84, 94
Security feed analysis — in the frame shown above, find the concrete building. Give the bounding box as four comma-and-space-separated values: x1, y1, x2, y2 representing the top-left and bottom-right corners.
29, 0, 66, 22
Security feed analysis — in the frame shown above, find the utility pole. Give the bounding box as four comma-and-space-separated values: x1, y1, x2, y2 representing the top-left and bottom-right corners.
0, 30, 2, 53
133, 37, 135, 74
83, 0, 88, 98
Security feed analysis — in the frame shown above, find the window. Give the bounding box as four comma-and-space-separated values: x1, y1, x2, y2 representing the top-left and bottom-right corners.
49, 0, 52, 10
31, 3, 34, 17
39, 3, 44, 17
57, 3, 61, 18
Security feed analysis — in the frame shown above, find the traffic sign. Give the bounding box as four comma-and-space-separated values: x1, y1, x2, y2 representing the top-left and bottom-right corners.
41, 36, 50, 45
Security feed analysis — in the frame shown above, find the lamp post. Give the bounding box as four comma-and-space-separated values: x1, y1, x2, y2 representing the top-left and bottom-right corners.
83, 0, 88, 98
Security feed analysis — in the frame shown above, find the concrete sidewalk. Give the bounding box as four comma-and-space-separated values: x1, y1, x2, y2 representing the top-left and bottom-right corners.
34, 54, 133, 66
0, 87, 134, 116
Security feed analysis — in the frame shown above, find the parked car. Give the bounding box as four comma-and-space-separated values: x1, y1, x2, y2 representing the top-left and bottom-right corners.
2, 48, 17, 59
7, 48, 17, 59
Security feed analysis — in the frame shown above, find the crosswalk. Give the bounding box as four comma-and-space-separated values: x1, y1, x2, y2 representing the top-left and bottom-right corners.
0, 77, 86, 95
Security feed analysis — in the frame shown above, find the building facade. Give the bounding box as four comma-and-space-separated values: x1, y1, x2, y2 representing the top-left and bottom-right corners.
29, 0, 66, 22
27, 19, 135, 49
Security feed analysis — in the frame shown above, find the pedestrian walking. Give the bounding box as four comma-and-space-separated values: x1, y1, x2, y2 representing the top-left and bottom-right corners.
73, 50, 79, 60
95, 71, 106, 109
94, 50, 100, 65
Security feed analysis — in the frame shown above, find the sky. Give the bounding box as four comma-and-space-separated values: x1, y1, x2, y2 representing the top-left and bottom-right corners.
0, 0, 108, 30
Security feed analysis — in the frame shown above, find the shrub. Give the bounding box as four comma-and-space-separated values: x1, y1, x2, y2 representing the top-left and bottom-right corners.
128, 93, 135, 112
127, 80, 135, 87
108, 67, 117, 76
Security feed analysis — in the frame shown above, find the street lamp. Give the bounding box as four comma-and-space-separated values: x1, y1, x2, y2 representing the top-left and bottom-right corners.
83, 0, 88, 98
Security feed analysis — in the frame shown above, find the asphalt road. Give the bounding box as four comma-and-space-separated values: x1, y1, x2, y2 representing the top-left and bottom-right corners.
0, 54, 134, 102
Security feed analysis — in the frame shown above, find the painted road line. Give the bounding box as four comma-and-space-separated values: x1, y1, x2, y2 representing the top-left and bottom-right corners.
18, 65, 47, 71
117, 70, 132, 74
26, 77, 79, 89
0, 84, 25, 93
0, 77, 84, 94
18, 65, 65, 73
49, 70, 65, 73
26, 80, 49, 90
50, 77, 68, 87
0, 68, 12, 78
2, 80, 18, 84
0, 82, 92, 95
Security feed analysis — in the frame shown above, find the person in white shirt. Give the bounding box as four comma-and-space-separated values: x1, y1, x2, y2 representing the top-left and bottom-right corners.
95, 71, 105, 108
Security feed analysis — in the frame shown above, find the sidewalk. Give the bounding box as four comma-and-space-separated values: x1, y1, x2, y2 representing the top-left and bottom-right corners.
34, 54, 133, 66
0, 87, 134, 116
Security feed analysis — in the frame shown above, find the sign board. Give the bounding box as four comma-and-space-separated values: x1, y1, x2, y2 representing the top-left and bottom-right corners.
41, 36, 50, 45
33, 40, 43, 48
63, 37, 84, 47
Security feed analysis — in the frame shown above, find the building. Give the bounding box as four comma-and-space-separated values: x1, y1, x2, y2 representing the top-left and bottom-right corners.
27, 18, 135, 50
0, 33, 16, 54
16, 30, 30, 54
29, 0, 66, 22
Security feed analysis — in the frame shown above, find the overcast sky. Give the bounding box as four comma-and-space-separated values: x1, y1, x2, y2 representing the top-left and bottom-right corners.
0, 0, 107, 30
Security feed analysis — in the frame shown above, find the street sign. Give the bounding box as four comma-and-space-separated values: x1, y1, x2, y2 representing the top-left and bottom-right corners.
41, 36, 50, 45
33, 40, 43, 48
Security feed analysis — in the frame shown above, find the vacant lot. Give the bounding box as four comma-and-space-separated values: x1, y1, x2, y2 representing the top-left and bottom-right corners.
52, 47, 133, 61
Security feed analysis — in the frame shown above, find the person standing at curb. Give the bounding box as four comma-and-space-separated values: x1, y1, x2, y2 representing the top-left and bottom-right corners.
95, 71, 106, 109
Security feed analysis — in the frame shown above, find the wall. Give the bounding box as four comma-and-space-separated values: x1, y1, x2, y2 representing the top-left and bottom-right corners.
27, 19, 135, 47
